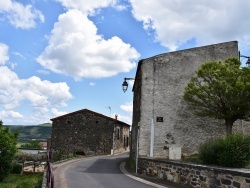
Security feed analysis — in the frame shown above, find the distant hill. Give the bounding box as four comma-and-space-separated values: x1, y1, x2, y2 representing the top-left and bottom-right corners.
4, 123, 52, 141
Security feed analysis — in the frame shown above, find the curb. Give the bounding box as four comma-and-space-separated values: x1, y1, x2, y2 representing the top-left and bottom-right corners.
119, 162, 168, 188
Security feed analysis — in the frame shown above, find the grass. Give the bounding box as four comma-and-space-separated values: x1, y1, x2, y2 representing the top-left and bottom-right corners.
0, 173, 43, 188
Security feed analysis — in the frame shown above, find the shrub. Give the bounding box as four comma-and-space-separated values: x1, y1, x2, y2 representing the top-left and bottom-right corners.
199, 139, 220, 165
216, 133, 250, 167
199, 133, 250, 168
11, 163, 23, 174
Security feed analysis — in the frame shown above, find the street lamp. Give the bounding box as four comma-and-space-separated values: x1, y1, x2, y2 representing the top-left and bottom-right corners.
239, 51, 250, 67
122, 77, 135, 93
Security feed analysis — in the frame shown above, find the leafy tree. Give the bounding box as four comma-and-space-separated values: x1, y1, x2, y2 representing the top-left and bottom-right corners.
0, 120, 18, 181
184, 57, 250, 135
20, 140, 42, 149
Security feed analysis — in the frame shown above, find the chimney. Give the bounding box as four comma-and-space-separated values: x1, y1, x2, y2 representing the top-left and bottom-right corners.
115, 114, 118, 120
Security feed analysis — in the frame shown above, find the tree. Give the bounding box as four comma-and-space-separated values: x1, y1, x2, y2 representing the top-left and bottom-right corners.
20, 140, 42, 149
184, 57, 250, 135
0, 120, 18, 181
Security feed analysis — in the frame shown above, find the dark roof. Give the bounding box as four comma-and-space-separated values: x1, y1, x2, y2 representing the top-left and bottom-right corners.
50, 108, 130, 127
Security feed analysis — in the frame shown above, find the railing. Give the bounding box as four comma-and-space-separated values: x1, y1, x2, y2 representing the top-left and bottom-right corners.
46, 149, 54, 188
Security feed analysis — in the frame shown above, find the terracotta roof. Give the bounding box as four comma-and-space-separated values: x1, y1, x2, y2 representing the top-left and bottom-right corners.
50, 108, 130, 127
40, 142, 47, 147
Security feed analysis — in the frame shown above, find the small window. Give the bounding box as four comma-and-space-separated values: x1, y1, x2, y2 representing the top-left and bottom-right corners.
67, 120, 71, 124
117, 128, 120, 140
96, 121, 99, 124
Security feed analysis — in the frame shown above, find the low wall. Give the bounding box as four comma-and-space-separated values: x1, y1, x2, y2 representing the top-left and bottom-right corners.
138, 157, 250, 188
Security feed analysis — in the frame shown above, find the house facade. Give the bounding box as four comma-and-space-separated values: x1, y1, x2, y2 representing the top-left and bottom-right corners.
51, 109, 130, 155
131, 41, 239, 159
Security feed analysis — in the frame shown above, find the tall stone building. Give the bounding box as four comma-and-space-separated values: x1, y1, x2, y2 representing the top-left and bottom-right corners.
51, 109, 130, 155
131, 41, 239, 159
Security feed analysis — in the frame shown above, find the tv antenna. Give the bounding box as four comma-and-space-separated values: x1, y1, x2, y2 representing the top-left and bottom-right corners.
106, 106, 111, 117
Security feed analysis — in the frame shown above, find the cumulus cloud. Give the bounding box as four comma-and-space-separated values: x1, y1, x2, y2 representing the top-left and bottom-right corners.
0, 66, 73, 123
51, 108, 68, 117
0, 0, 44, 29
0, 43, 9, 65
120, 102, 133, 115
118, 102, 133, 125
55, 0, 118, 15
129, 0, 250, 50
37, 9, 139, 80
0, 110, 23, 119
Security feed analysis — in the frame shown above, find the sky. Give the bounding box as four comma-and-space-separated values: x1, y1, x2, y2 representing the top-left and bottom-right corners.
0, 0, 250, 125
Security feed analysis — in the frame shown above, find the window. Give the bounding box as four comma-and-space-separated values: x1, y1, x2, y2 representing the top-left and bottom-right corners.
117, 127, 120, 140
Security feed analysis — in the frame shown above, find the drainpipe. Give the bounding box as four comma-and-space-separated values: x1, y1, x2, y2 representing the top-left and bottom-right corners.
112, 124, 115, 155
150, 119, 154, 157
136, 122, 140, 174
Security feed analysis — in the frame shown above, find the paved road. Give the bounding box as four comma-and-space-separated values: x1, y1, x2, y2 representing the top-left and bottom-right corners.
53, 153, 163, 188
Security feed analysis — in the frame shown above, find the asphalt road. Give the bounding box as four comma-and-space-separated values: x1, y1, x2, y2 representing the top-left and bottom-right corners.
54, 153, 162, 188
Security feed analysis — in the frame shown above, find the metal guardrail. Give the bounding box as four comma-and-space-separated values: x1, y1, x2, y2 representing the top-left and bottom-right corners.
46, 149, 54, 188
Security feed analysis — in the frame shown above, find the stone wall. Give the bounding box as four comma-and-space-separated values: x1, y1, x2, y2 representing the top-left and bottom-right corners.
132, 41, 239, 158
51, 109, 130, 155
138, 157, 250, 188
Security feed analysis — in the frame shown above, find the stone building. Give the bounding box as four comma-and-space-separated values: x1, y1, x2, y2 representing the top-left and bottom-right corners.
131, 41, 239, 159
51, 108, 130, 155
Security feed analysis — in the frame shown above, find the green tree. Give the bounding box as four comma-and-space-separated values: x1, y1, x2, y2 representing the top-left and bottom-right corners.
0, 120, 18, 181
20, 140, 42, 149
184, 57, 250, 135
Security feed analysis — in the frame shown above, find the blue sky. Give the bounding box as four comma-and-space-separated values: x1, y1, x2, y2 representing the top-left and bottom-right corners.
0, 0, 250, 125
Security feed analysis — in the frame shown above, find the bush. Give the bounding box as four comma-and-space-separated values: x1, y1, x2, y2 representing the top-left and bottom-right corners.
199, 139, 220, 165
216, 134, 250, 167
199, 133, 250, 168
11, 163, 23, 174
0, 120, 18, 181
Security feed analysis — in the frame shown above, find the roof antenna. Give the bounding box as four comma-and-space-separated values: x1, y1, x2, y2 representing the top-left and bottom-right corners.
106, 106, 111, 117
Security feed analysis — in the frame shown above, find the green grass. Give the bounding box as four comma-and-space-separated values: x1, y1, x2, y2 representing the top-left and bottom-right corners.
0, 173, 43, 188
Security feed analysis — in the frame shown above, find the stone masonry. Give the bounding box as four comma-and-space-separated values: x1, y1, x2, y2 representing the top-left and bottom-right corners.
138, 157, 250, 188
131, 41, 239, 159
51, 109, 130, 155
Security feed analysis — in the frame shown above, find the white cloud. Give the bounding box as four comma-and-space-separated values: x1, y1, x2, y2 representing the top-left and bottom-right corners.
0, 110, 23, 119
0, 0, 44, 29
89, 82, 96, 86
118, 102, 133, 125
13, 51, 25, 59
36, 69, 50, 75
120, 102, 133, 115
0, 43, 9, 65
0, 66, 73, 123
37, 9, 139, 80
51, 108, 67, 117
115, 113, 132, 125
129, 0, 250, 51
55, 0, 117, 15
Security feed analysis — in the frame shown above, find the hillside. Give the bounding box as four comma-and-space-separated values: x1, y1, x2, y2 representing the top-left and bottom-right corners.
4, 123, 52, 141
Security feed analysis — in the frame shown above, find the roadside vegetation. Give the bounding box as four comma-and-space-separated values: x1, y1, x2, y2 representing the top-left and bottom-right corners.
0, 173, 43, 188
0, 120, 18, 181
183, 133, 250, 168
0, 120, 44, 188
